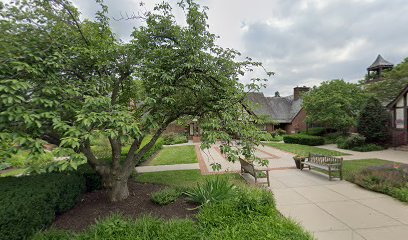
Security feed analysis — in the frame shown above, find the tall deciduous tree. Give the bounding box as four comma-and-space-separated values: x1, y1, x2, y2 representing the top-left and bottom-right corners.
0, 0, 271, 201
357, 96, 389, 144
302, 80, 366, 132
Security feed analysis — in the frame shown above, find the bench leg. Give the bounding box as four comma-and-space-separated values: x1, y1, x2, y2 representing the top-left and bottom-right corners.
266, 171, 270, 187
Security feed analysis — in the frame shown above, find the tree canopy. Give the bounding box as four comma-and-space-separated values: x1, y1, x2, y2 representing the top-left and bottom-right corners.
0, 0, 271, 201
363, 57, 408, 103
302, 79, 367, 131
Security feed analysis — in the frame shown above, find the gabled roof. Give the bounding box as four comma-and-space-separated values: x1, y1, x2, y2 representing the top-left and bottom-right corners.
386, 84, 408, 108
367, 54, 394, 70
246, 92, 303, 123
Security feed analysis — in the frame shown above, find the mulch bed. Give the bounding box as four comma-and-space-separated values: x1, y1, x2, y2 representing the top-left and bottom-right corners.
52, 181, 197, 232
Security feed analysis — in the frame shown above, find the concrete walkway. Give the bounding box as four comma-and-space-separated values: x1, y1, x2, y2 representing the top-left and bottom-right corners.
268, 169, 408, 240
317, 144, 408, 164
135, 163, 199, 173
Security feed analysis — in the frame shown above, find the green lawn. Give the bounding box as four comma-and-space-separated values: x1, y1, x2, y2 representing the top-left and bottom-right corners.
264, 142, 347, 156
148, 146, 197, 166
134, 169, 243, 187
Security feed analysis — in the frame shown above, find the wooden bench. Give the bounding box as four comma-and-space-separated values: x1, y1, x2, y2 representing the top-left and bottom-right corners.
239, 157, 270, 187
301, 153, 343, 180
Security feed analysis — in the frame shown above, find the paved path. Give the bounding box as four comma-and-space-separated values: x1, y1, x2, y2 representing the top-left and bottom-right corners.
135, 163, 199, 173
316, 144, 408, 164
267, 169, 408, 240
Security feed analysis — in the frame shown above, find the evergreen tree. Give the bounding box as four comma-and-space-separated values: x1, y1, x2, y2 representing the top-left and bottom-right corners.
357, 97, 389, 144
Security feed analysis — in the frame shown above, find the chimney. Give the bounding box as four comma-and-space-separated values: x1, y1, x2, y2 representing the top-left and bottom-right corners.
294, 86, 310, 100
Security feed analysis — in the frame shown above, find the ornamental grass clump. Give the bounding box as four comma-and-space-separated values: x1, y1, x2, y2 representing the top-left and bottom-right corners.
184, 176, 237, 206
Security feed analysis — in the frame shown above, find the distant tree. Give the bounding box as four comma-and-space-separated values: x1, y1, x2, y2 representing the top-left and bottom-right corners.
357, 96, 389, 145
0, 0, 271, 201
303, 80, 367, 132
364, 57, 408, 103
274, 91, 280, 97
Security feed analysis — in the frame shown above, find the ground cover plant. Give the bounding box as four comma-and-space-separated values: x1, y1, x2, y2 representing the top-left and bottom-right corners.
148, 146, 198, 166
265, 142, 346, 156
34, 177, 314, 240
151, 188, 183, 206
343, 159, 408, 202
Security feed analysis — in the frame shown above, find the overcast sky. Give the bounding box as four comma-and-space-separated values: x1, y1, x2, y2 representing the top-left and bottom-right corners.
72, 0, 408, 96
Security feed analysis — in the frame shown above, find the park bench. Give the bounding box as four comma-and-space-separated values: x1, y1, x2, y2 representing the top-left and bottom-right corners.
239, 157, 270, 187
301, 153, 343, 180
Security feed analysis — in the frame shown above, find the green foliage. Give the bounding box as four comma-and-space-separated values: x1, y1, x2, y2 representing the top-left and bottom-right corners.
364, 57, 408, 103
350, 144, 384, 152
162, 133, 188, 145
303, 127, 326, 136
337, 134, 366, 149
35, 186, 313, 240
0, 162, 11, 171
351, 164, 408, 202
0, 173, 85, 240
76, 164, 103, 192
357, 97, 389, 145
148, 145, 197, 166
303, 79, 367, 131
283, 134, 325, 146
151, 188, 183, 206
184, 177, 237, 206
265, 142, 346, 156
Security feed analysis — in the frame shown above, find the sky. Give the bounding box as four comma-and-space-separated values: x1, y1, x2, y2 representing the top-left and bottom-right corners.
71, 0, 408, 96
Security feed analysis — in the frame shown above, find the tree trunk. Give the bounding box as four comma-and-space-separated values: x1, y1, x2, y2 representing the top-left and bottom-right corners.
109, 177, 129, 202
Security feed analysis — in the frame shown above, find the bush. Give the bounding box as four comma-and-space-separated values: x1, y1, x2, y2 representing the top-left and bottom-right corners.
151, 188, 182, 205
357, 96, 390, 144
352, 164, 408, 202
76, 164, 103, 192
184, 176, 237, 206
303, 127, 326, 136
0, 173, 85, 240
162, 133, 188, 145
283, 134, 325, 146
337, 134, 365, 149
351, 143, 385, 152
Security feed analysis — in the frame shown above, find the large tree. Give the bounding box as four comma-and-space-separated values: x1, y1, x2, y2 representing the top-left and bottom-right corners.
302, 79, 367, 131
0, 0, 271, 201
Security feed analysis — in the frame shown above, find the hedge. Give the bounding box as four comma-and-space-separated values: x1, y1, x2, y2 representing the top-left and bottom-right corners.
302, 127, 326, 136
0, 173, 86, 240
283, 134, 325, 146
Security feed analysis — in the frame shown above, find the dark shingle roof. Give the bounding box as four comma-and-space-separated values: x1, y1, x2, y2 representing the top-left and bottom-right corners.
367, 54, 393, 70
246, 92, 303, 123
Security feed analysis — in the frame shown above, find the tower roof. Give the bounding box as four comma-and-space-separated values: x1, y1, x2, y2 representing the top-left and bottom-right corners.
367, 54, 393, 70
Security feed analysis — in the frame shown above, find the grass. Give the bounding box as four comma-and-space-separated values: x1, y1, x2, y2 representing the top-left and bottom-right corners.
342, 159, 394, 180
148, 146, 197, 166
134, 169, 243, 188
264, 142, 347, 156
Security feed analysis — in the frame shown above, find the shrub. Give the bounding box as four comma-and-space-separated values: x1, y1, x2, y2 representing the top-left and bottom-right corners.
352, 164, 408, 202
357, 96, 390, 144
283, 134, 325, 146
259, 131, 273, 141
76, 164, 102, 192
162, 133, 188, 145
351, 143, 385, 152
0, 162, 11, 171
0, 173, 85, 240
151, 188, 182, 205
337, 134, 365, 149
303, 127, 326, 136
184, 176, 237, 206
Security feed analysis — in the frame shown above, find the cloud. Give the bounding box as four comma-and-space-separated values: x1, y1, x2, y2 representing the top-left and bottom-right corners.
71, 0, 408, 96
